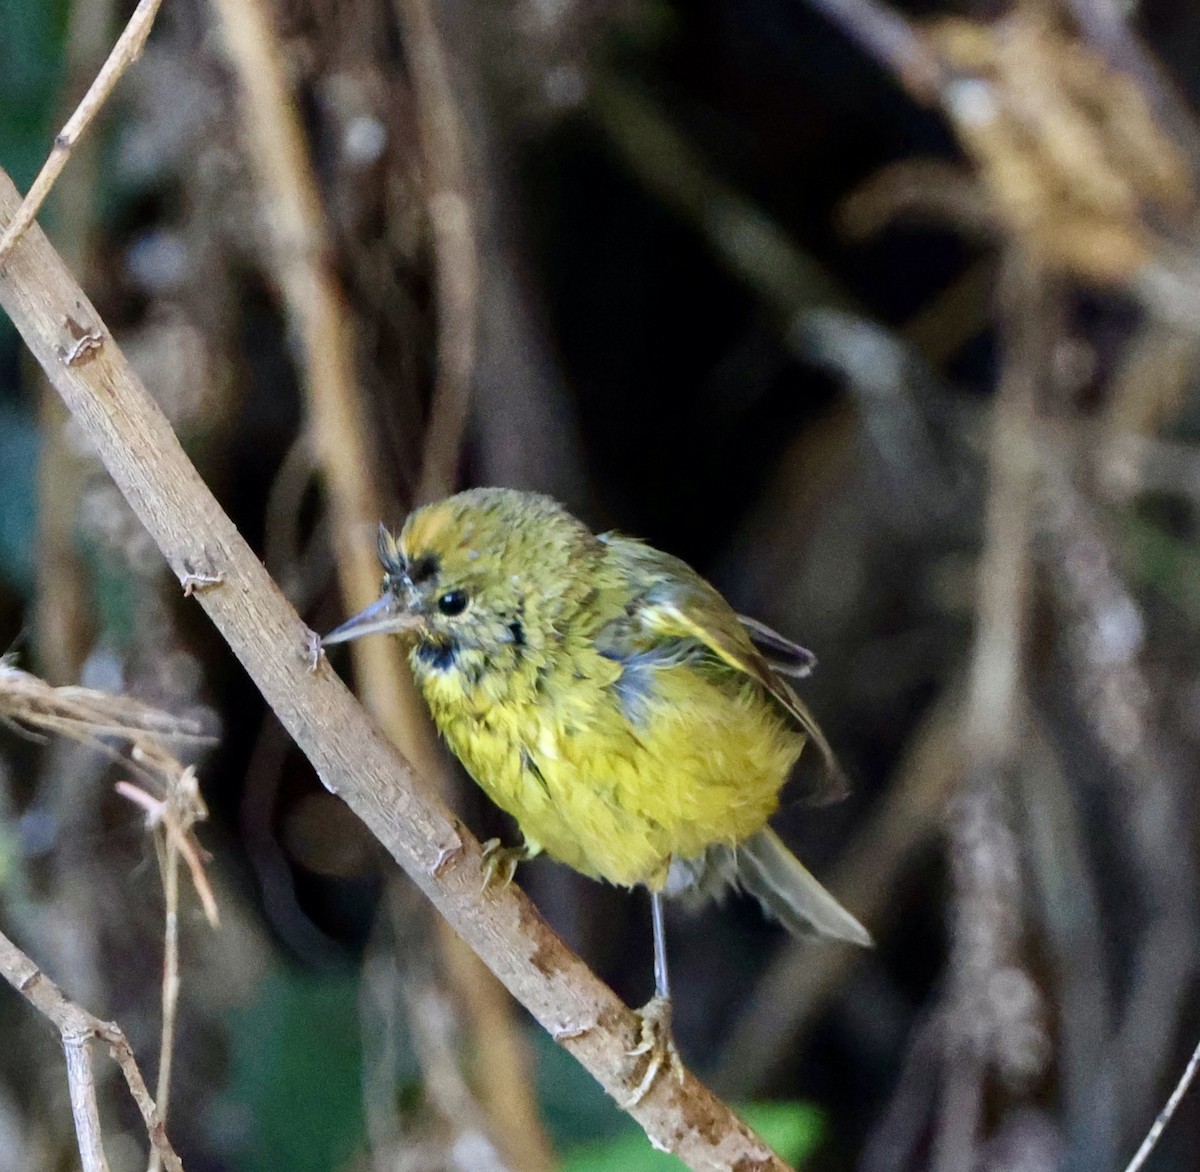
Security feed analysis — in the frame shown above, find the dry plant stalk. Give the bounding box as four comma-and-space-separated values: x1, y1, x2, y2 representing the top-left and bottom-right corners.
394, 0, 481, 504
934, 255, 1051, 1172
34, 0, 122, 687
0, 929, 183, 1172
206, 1, 548, 1164
205, 0, 445, 780
0, 660, 219, 1169
841, 10, 1195, 305
0, 658, 205, 752
930, 10, 1192, 282
0, 163, 789, 1172
1123, 1036, 1200, 1172
114, 744, 220, 1172
386, 5, 543, 1148
0, 0, 164, 268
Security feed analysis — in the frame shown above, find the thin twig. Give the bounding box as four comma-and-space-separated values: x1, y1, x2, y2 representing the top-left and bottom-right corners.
147, 832, 180, 1172
0, 661, 214, 1170
64, 1037, 110, 1172
0, 161, 790, 1172
1123, 1035, 1200, 1172
0, 0, 164, 269
0, 661, 219, 928
395, 0, 481, 504
0, 928, 183, 1172
115, 776, 220, 928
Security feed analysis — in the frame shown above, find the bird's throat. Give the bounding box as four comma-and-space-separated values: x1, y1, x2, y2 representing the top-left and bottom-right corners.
414, 638, 459, 673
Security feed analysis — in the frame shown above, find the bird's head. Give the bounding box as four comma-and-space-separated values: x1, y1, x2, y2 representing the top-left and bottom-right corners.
321, 488, 595, 666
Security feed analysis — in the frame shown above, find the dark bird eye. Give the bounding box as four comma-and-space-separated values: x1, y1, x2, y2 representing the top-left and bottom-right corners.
437, 589, 468, 616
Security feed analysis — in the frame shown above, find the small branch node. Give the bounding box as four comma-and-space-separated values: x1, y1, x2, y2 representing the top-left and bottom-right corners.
305, 629, 323, 672
59, 315, 104, 366
180, 570, 225, 597
431, 835, 464, 877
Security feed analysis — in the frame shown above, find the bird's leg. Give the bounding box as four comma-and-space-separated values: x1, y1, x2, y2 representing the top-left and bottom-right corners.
480, 837, 537, 891
624, 891, 685, 1106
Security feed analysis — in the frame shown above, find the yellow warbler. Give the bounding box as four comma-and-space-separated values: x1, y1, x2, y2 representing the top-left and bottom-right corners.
323, 487, 869, 1100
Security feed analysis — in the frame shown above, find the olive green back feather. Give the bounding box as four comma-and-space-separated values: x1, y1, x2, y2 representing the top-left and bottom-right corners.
595, 533, 847, 804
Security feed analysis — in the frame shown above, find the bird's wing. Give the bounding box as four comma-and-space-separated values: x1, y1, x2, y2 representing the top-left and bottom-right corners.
597, 535, 847, 803
736, 613, 817, 678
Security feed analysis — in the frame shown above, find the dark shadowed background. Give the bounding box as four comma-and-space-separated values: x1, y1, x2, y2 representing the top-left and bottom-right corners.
3, 0, 1200, 1169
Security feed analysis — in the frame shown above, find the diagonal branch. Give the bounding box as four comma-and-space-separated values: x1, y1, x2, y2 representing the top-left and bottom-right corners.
0, 163, 788, 1172
1123, 1034, 1200, 1172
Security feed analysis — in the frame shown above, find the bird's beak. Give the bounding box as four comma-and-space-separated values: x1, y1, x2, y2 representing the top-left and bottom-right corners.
321, 592, 422, 646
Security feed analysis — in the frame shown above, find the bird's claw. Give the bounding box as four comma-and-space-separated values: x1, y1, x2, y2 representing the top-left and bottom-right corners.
480, 838, 526, 891
623, 994, 684, 1106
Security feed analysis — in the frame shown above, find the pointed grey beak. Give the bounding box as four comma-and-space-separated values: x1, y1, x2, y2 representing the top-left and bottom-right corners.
321, 592, 421, 646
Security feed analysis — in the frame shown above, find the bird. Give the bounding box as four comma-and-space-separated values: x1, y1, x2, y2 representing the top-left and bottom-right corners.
322, 487, 871, 1103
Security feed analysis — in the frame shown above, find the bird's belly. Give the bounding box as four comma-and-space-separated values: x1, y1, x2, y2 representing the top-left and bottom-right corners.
428, 674, 803, 889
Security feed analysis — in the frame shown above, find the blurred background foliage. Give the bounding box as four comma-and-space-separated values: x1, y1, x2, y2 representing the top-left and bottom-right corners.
3, 0, 1200, 1169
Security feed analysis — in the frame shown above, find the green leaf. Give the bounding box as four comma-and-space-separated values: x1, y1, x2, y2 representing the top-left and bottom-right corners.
562, 1100, 825, 1171
0, 407, 39, 597
0, 1, 69, 188
535, 1024, 633, 1146
222, 966, 366, 1172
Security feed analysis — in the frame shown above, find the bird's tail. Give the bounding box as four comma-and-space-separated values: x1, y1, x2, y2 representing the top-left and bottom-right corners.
666, 828, 872, 947
736, 828, 872, 945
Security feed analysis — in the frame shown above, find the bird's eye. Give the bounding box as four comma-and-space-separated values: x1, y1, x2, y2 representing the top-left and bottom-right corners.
437, 589, 469, 616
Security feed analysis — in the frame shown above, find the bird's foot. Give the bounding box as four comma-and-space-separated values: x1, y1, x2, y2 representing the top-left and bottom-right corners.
623, 994, 684, 1106
480, 839, 528, 891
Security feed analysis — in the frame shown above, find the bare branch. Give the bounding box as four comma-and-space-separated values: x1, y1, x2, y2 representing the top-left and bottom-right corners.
1123, 1034, 1200, 1172
0, 162, 789, 1172
64, 1037, 110, 1172
0, 929, 182, 1172
935, 254, 1053, 1172
146, 832, 180, 1172
206, 3, 551, 1164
